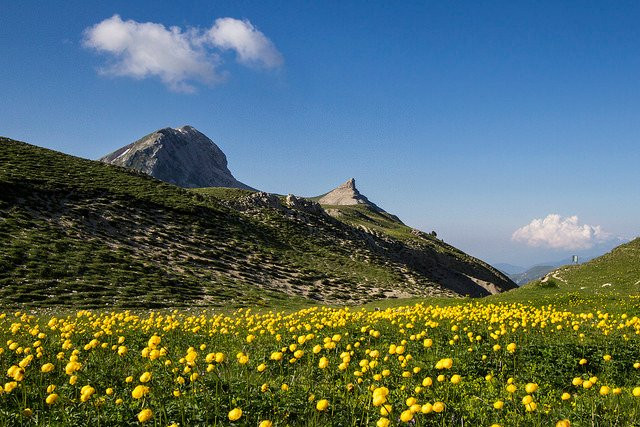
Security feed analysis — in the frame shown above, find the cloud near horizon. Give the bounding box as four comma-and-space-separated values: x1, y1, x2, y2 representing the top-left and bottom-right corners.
512, 214, 610, 250
83, 15, 282, 93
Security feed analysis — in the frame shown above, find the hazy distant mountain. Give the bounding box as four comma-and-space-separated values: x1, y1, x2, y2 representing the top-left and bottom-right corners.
508, 265, 556, 285
494, 263, 526, 275
100, 126, 255, 190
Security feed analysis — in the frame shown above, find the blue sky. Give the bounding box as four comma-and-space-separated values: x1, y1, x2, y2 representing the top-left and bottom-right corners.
1, 1, 639, 266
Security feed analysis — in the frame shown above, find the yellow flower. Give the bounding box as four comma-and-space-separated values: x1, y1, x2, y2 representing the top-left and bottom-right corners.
603, 354, 612, 362
380, 403, 393, 416
137, 408, 153, 423
599, 386, 610, 395
46, 393, 58, 405
228, 408, 242, 421
139, 372, 152, 383
579, 358, 587, 365
41, 363, 55, 373
493, 400, 504, 409
433, 401, 445, 413
525, 383, 538, 393
506, 343, 517, 353
451, 374, 462, 384
506, 384, 517, 393
318, 357, 329, 369
632, 387, 640, 397
556, 420, 571, 427
377, 417, 390, 427
561, 392, 571, 400
400, 409, 413, 422
259, 421, 272, 427
421, 403, 433, 414
372, 394, 386, 407
147, 335, 161, 349
281, 383, 289, 391
316, 399, 329, 411
132, 385, 149, 399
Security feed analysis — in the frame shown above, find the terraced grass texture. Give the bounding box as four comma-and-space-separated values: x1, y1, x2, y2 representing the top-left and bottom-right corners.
0, 137, 515, 308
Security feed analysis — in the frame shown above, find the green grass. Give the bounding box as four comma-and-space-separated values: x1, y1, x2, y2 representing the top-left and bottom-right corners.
190, 187, 257, 201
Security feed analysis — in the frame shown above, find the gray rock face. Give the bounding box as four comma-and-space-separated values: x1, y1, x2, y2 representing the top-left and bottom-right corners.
99, 126, 255, 190
318, 178, 384, 212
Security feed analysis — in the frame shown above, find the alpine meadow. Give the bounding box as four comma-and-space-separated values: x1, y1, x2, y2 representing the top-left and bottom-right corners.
1, 2, 639, 426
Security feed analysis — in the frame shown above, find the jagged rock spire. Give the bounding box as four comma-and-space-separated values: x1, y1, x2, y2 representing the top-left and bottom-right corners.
317, 178, 384, 212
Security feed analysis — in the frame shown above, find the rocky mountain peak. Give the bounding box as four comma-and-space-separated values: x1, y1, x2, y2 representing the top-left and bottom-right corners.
317, 178, 384, 212
340, 178, 357, 189
99, 126, 255, 190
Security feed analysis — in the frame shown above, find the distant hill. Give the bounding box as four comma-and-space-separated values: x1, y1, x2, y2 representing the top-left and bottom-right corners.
494, 263, 526, 275
100, 126, 255, 190
508, 238, 640, 297
0, 137, 516, 308
508, 265, 555, 285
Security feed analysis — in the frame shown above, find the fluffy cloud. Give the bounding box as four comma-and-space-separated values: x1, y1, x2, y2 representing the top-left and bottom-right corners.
207, 18, 283, 68
83, 15, 282, 92
512, 214, 610, 250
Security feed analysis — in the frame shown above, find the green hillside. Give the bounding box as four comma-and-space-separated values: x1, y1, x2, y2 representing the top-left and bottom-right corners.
0, 137, 515, 308
490, 238, 640, 309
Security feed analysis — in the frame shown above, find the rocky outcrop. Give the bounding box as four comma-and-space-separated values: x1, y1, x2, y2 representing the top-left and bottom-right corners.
285, 194, 325, 215
318, 178, 385, 212
99, 126, 254, 190
237, 192, 283, 211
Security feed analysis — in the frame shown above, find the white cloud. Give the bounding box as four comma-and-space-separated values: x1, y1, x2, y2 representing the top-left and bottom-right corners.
83, 15, 282, 92
207, 18, 283, 68
512, 214, 610, 250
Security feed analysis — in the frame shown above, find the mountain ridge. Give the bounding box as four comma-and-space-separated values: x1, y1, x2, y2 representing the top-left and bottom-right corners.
0, 137, 516, 308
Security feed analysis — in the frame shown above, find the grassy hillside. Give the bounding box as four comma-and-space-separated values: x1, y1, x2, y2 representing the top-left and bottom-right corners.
489, 238, 640, 310
0, 137, 515, 308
